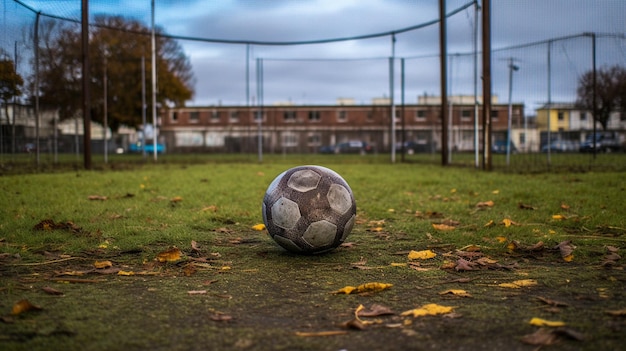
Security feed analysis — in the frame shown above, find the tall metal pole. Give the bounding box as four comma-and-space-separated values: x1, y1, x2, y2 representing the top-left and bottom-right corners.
401, 58, 406, 163
256, 58, 263, 163
506, 57, 518, 166
390, 34, 396, 163
591, 32, 597, 160
151, 0, 158, 161
141, 55, 147, 159
481, 0, 492, 170
546, 41, 552, 166
34, 12, 40, 166
81, 0, 92, 169
473, 1, 480, 168
439, 0, 449, 166
448, 54, 454, 164
103, 54, 108, 163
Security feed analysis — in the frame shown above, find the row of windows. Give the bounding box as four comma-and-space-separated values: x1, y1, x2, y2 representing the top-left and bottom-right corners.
170, 109, 503, 124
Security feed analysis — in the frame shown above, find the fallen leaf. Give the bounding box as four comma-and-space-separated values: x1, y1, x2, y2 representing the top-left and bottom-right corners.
401, 303, 455, 317
210, 313, 233, 322
432, 223, 456, 231
117, 270, 135, 276
552, 214, 566, 220
518, 203, 536, 210
408, 249, 437, 260
606, 309, 626, 316
495, 236, 507, 243
170, 196, 183, 203
520, 328, 559, 345
357, 304, 395, 317
484, 220, 495, 227
156, 247, 182, 262
201, 205, 218, 212
333, 282, 392, 295
553, 240, 575, 262
187, 290, 207, 295
476, 200, 494, 208
536, 296, 569, 307
11, 299, 43, 315
191, 240, 202, 252
88, 195, 108, 201
529, 317, 566, 327
439, 289, 472, 298
499, 279, 538, 289
251, 223, 266, 231
295, 331, 348, 337
455, 258, 477, 271
340, 318, 367, 330
41, 286, 64, 295
93, 260, 113, 269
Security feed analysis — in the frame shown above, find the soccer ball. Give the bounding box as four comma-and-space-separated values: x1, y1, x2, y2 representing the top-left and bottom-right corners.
262, 165, 356, 254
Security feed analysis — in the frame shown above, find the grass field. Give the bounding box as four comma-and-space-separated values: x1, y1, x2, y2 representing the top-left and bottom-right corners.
1, 155, 625, 350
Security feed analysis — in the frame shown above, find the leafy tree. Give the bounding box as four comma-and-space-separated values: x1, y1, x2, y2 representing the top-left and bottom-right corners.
0, 58, 24, 146
35, 15, 194, 131
576, 65, 625, 131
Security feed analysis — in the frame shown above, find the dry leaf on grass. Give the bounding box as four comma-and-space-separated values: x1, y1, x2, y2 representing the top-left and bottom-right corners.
439, 289, 472, 298
408, 249, 436, 260
401, 304, 455, 317
333, 282, 392, 295
529, 317, 566, 327
498, 279, 538, 289
156, 247, 182, 262
251, 223, 266, 231
11, 299, 42, 315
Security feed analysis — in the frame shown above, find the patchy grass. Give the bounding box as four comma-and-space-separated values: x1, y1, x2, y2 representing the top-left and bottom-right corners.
0, 160, 625, 350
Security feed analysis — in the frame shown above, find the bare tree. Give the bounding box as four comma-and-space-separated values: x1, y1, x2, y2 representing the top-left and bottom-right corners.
576, 65, 626, 130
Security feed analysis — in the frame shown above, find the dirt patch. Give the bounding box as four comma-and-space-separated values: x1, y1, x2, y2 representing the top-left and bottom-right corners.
2, 231, 626, 351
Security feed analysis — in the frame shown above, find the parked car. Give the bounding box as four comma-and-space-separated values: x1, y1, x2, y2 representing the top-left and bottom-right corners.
492, 140, 517, 154
541, 140, 578, 153
395, 140, 431, 154
319, 141, 374, 155
579, 133, 622, 153
128, 142, 166, 154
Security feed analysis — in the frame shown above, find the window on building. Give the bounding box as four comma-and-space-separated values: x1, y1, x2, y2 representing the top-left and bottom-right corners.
491, 110, 499, 120
308, 111, 320, 122
558, 112, 564, 121
416, 110, 426, 121
307, 133, 321, 146
284, 111, 296, 122
211, 110, 220, 122
171, 112, 178, 122
229, 111, 239, 123
519, 132, 526, 145
461, 110, 472, 120
282, 133, 298, 147
337, 110, 348, 122
189, 111, 199, 123
580, 112, 587, 121
253, 110, 264, 122
367, 111, 374, 121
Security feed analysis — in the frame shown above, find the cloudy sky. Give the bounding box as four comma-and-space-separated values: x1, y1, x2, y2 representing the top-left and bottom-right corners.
8, 0, 626, 113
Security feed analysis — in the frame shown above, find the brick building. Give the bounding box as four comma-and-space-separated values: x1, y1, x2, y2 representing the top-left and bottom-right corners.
161, 97, 524, 154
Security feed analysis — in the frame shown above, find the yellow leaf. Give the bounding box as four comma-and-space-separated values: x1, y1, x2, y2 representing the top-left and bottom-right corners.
390, 262, 407, 267
484, 220, 495, 227
408, 249, 437, 260
156, 247, 182, 262
432, 223, 456, 231
439, 289, 472, 298
170, 196, 183, 203
251, 223, 266, 231
492, 190, 500, 194
502, 218, 512, 227
387, 208, 395, 213
368, 226, 384, 232
563, 254, 574, 262
552, 214, 565, 220
499, 279, 538, 288
117, 270, 135, 276
401, 303, 455, 317
98, 240, 110, 249
11, 299, 42, 315
476, 200, 494, 208
529, 317, 565, 327
333, 282, 392, 295
94, 260, 113, 269
496, 236, 507, 243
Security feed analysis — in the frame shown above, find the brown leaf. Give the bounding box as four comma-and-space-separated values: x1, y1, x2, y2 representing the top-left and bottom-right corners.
340, 318, 366, 330
455, 258, 478, 271
520, 328, 559, 346
518, 203, 536, 210
11, 299, 43, 315
476, 200, 494, 208
41, 286, 64, 295
537, 296, 569, 307
88, 195, 108, 201
210, 313, 233, 322
553, 240, 575, 261
357, 304, 395, 317
191, 240, 202, 252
